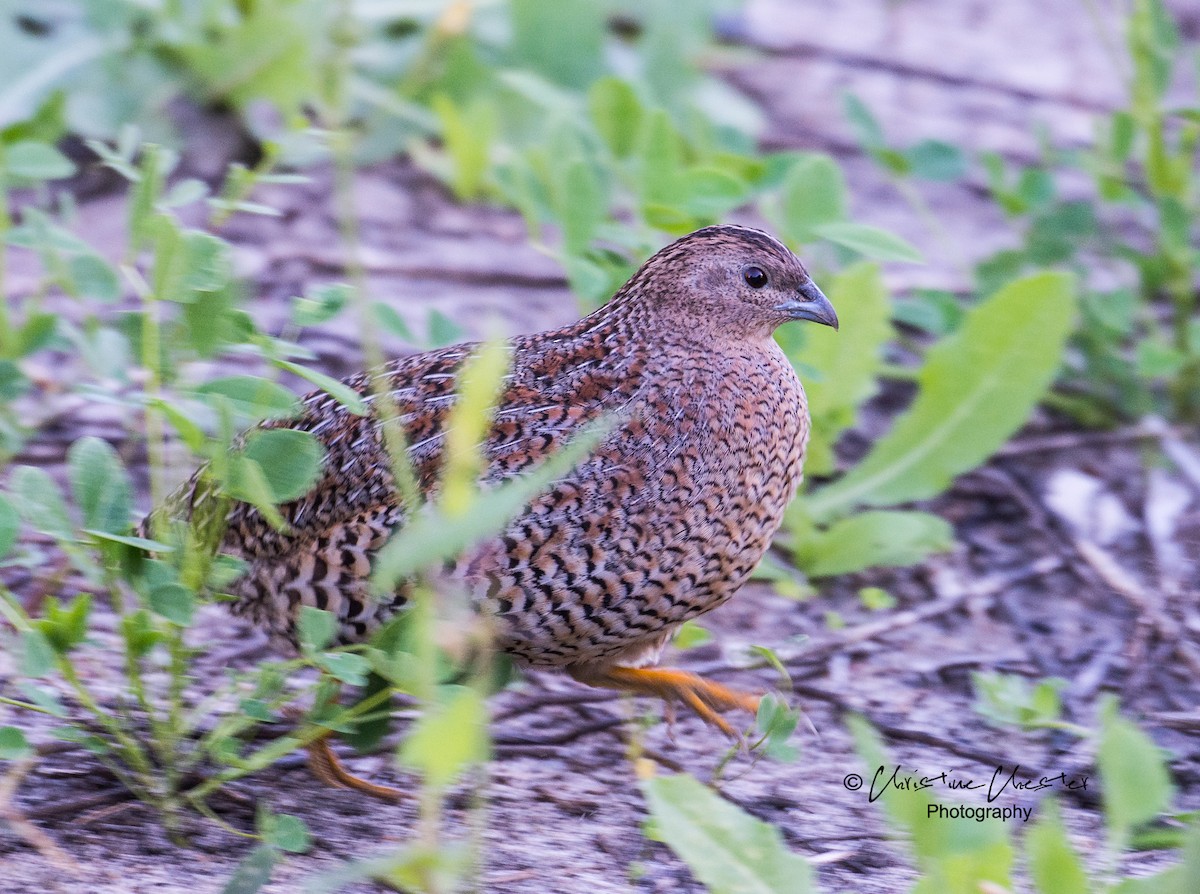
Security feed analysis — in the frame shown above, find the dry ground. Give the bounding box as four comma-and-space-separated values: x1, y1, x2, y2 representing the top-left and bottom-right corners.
2, 1, 1199, 891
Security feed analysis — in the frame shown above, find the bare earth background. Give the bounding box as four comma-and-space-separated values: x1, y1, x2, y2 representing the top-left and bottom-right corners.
2, 1, 1200, 892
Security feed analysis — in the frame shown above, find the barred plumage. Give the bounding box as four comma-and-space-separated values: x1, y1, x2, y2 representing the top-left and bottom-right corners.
164, 225, 837, 750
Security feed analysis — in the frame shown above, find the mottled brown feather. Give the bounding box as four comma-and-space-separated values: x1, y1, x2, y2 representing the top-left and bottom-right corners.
191, 226, 833, 679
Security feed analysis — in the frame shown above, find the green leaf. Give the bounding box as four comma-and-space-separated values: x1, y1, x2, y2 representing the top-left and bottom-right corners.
225, 456, 284, 530
794, 510, 954, 577
642, 773, 813, 893
341, 672, 394, 753
672, 621, 712, 650
182, 284, 242, 357
292, 283, 351, 328
154, 226, 231, 300
779, 153, 847, 242
34, 593, 91, 654
589, 77, 643, 158
163, 178, 209, 208
847, 716, 1014, 885
69, 253, 121, 302
677, 168, 747, 221
14, 311, 58, 356
220, 844, 277, 894
1136, 338, 1185, 379
1026, 201, 1097, 264
1128, 0, 1178, 113
174, 4, 319, 115
0, 725, 32, 759
149, 583, 195, 626
0, 90, 67, 146
1027, 801, 1088, 894
427, 309, 464, 348
372, 302, 416, 341
240, 429, 324, 504
813, 222, 923, 263
972, 672, 1065, 730
639, 110, 684, 208
559, 157, 605, 254
754, 693, 800, 761
6, 212, 90, 254
401, 686, 488, 789
781, 262, 891, 475
1110, 826, 1200, 893
195, 376, 299, 420
371, 419, 609, 591
317, 652, 370, 686
150, 399, 208, 453
274, 360, 368, 416
809, 272, 1076, 520
0, 359, 29, 401
298, 606, 337, 653
11, 466, 72, 541
19, 630, 55, 677
858, 587, 896, 611
440, 340, 511, 516
0, 492, 19, 559
259, 812, 311, 854
67, 436, 133, 534
898, 288, 965, 336
906, 140, 967, 181
5, 141, 75, 180
843, 93, 885, 150
510, 0, 604, 89
120, 609, 164, 660
642, 203, 699, 235
431, 94, 495, 201
1097, 696, 1174, 848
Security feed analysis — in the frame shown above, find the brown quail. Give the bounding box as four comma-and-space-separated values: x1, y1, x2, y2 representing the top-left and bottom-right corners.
174, 225, 836, 792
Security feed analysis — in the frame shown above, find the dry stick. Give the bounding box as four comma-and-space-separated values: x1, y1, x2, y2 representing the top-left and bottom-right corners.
0, 757, 81, 876
491, 716, 625, 748
276, 246, 571, 289
994, 421, 1174, 457
785, 556, 1063, 669
1147, 711, 1200, 733
491, 687, 618, 723
21, 787, 132, 822
1075, 538, 1200, 678
985, 464, 1200, 686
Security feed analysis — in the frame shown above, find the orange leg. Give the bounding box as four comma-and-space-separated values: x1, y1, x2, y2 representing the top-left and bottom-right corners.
567, 664, 761, 736
305, 732, 406, 802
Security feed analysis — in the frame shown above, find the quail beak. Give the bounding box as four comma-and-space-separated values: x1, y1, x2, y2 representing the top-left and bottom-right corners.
775, 281, 839, 330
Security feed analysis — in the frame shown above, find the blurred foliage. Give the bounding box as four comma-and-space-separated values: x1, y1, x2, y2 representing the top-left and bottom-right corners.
847, 706, 1198, 894
0, 0, 1192, 891
842, 0, 1199, 426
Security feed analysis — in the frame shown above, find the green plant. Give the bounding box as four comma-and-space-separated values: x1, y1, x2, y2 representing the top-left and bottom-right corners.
642, 770, 814, 894
846, 697, 1196, 894
841, 0, 1199, 427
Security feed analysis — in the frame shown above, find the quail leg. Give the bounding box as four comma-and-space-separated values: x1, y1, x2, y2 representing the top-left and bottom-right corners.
289, 686, 405, 802
567, 664, 761, 736
305, 734, 405, 802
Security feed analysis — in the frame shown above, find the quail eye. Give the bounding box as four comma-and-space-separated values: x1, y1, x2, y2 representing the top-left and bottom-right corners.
743, 266, 768, 289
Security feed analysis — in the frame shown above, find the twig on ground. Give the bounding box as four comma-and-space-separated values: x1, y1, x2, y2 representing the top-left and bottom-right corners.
791, 556, 1062, 668
1, 757, 82, 875
492, 716, 625, 748
995, 422, 1173, 457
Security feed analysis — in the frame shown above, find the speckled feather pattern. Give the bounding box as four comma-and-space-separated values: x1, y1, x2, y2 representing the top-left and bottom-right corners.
202, 227, 819, 675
